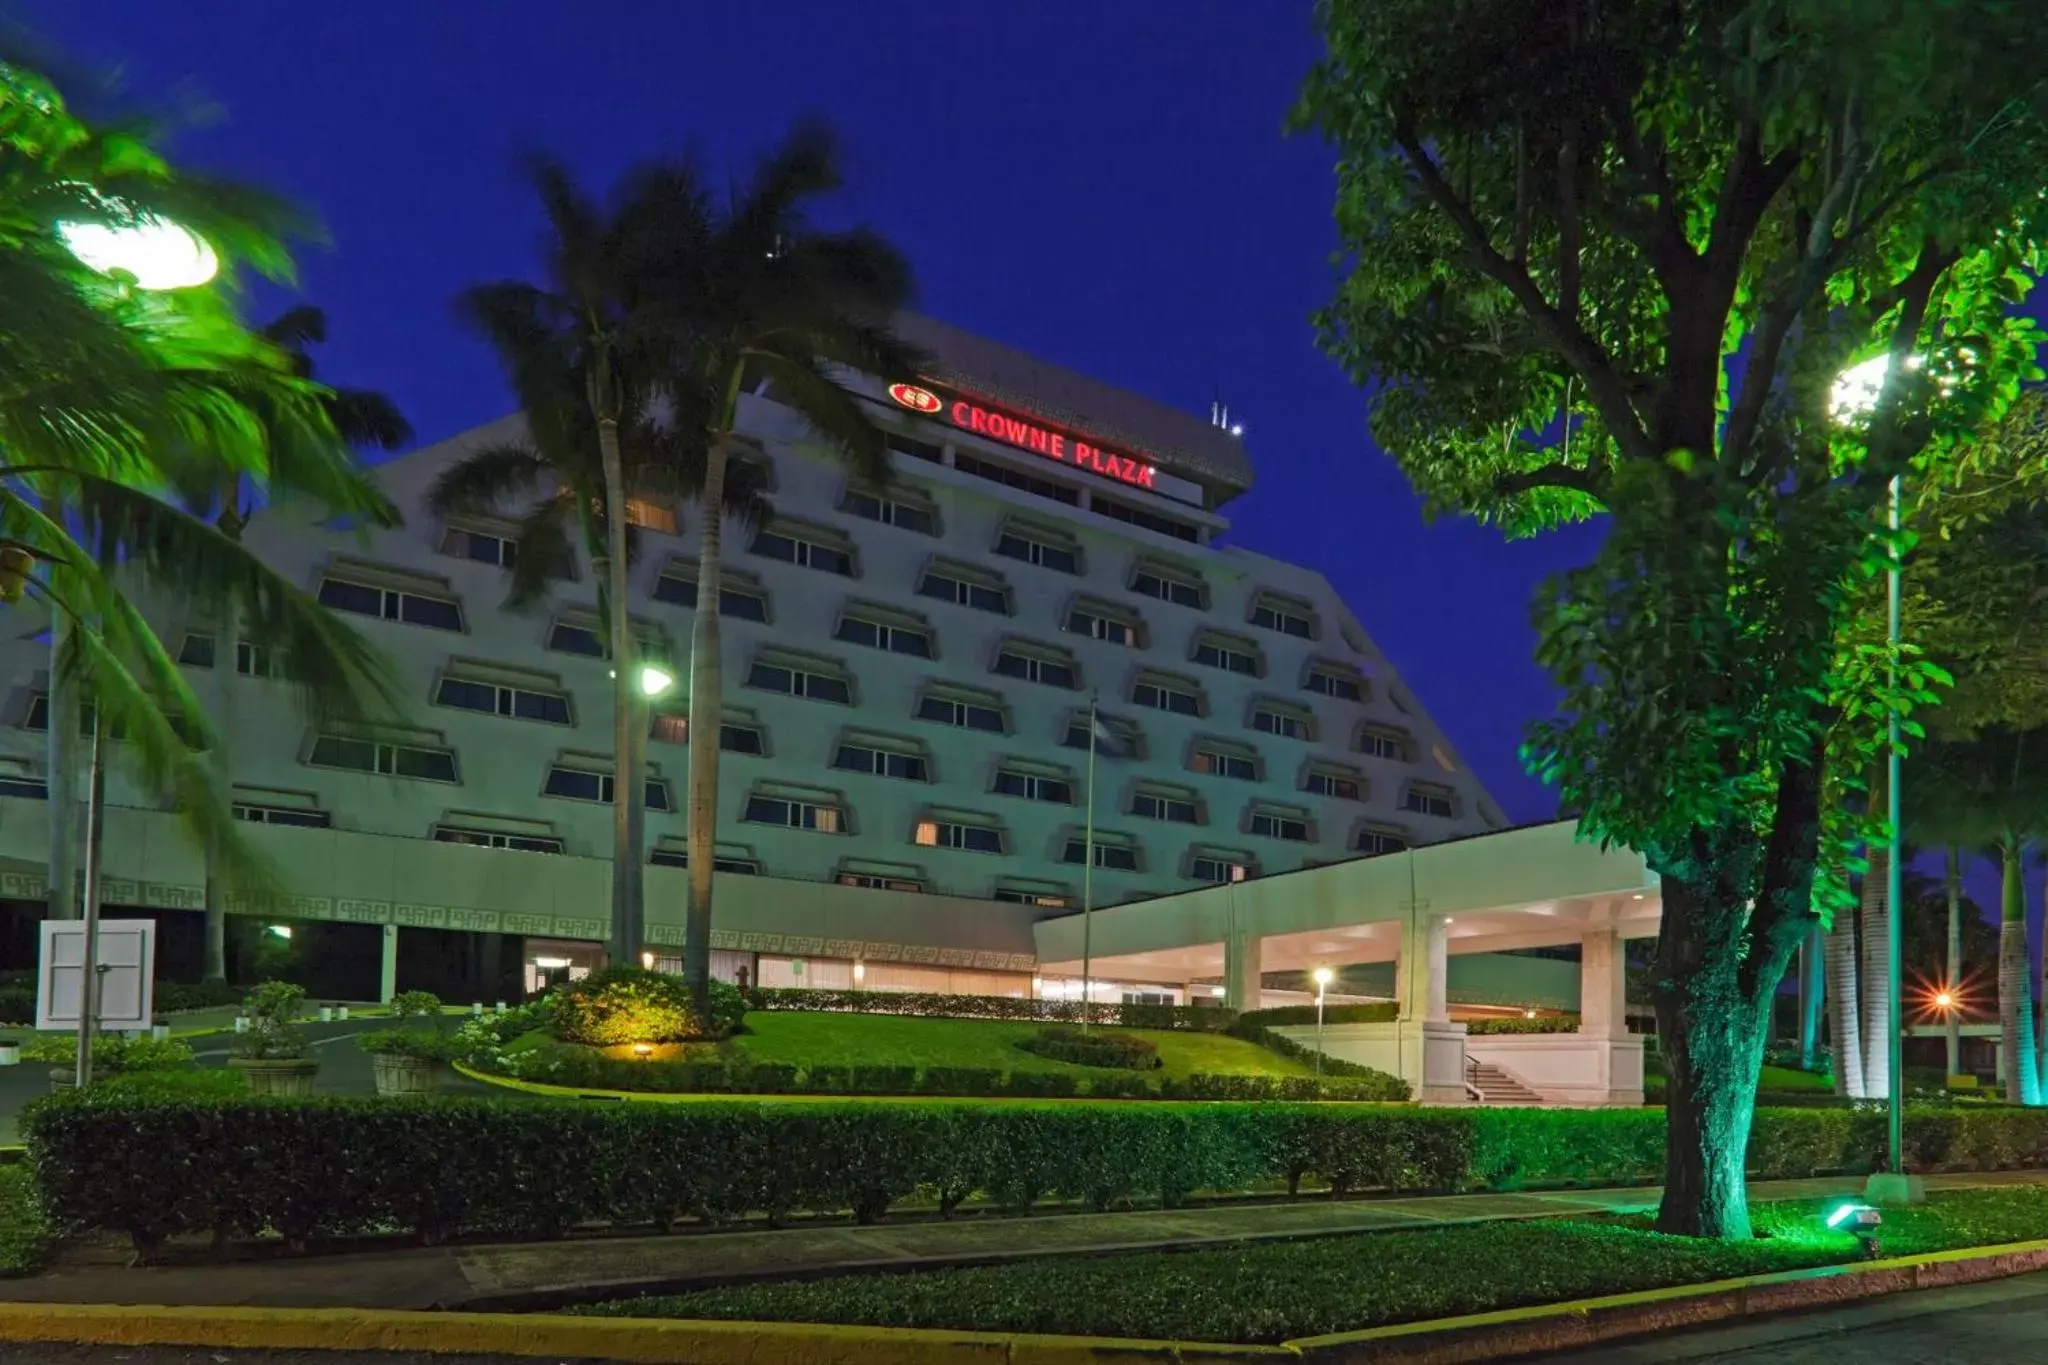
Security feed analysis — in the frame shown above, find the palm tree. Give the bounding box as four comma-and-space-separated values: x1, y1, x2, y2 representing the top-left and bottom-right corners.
432, 257, 770, 965
195, 306, 411, 983
3, 56, 399, 926
619, 122, 925, 1014
1909, 728, 2048, 1103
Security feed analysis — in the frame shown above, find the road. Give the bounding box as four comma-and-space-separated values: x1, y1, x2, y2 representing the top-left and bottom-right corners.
0, 1349, 618, 1363
1550, 1267, 2048, 1361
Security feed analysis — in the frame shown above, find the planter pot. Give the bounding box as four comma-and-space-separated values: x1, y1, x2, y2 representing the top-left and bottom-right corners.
48, 1066, 73, 1094
228, 1056, 319, 1097
371, 1053, 442, 1097
0, 1041, 19, 1067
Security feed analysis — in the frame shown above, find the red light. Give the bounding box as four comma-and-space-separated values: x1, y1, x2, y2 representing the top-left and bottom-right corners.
945, 395, 1159, 493
888, 383, 941, 414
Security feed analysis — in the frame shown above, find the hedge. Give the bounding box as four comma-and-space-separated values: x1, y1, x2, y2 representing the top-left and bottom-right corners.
1236, 1003, 1399, 1028
1466, 1015, 1582, 1036
29, 1095, 2048, 1257
1016, 1027, 1162, 1070
745, 988, 1231, 1032
485, 1041, 1403, 1102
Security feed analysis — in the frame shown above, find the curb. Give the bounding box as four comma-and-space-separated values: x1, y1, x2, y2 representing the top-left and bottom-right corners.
1, 1238, 2045, 1362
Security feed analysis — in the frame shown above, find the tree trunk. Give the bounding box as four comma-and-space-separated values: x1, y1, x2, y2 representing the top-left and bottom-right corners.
1798, 929, 1823, 1072
1651, 872, 1802, 1239
45, 614, 82, 922
1858, 765, 1891, 1098
595, 413, 641, 967
681, 439, 730, 1020
1824, 917, 1864, 1098
1945, 845, 1962, 1079
201, 535, 239, 985
1998, 839, 2038, 1105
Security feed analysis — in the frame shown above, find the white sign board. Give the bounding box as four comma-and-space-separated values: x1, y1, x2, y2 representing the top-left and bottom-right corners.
37, 919, 155, 1032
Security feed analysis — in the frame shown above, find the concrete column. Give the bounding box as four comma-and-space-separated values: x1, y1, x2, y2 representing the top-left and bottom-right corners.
379, 924, 398, 1004
1579, 927, 1628, 1037
1222, 931, 1262, 1011
1397, 912, 1448, 1023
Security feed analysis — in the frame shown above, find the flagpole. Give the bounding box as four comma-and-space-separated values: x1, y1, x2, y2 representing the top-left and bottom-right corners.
1081, 692, 1098, 1035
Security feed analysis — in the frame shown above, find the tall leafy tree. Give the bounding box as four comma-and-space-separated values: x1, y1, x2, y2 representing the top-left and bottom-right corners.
195, 306, 411, 983
620, 122, 925, 1015
1299, 0, 2048, 1236
2, 57, 398, 921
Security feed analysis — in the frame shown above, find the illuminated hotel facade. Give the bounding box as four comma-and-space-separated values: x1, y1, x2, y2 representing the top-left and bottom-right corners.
0, 315, 1507, 1000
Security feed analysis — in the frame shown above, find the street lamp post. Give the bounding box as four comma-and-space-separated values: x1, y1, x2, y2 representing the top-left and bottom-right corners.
614, 661, 675, 966
1312, 966, 1334, 1080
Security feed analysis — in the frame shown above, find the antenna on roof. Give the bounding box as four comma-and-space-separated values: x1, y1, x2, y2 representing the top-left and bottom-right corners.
1210, 394, 1244, 440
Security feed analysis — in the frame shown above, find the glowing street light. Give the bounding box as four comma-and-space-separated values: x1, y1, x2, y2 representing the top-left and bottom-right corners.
57, 214, 219, 291
636, 663, 675, 698
1312, 966, 1335, 1081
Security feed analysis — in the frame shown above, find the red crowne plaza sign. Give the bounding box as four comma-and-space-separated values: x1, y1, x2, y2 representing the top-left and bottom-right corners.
888, 383, 1158, 492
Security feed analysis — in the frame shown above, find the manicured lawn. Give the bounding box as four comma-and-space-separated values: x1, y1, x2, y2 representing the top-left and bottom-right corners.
722, 1011, 1316, 1081
1643, 1053, 1834, 1096
578, 1187, 2048, 1343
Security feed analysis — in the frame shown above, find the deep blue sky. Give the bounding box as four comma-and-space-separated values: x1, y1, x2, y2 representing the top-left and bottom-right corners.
37, 2, 1627, 825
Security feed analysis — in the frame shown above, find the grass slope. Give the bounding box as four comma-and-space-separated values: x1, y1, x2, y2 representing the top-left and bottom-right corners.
580, 1187, 2048, 1343
725, 1012, 1315, 1081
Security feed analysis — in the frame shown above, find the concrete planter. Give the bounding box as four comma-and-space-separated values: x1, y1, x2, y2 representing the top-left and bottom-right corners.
47, 1066, 73, 1094
228, 1056, 319, 1097
370, 1053, 441, 1097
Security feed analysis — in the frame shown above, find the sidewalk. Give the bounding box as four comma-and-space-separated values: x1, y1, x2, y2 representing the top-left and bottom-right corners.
3, 1169, 2040, 1313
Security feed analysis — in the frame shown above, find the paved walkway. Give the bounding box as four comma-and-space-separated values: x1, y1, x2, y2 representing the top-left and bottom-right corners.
2, 1170, 2040, 1312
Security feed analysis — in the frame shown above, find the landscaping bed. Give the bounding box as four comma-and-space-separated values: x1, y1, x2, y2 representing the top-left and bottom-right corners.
575, 1186, 2048, 1342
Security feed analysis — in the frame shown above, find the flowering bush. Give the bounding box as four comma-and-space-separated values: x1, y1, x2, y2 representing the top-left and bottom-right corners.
388, 990, 443, 1021
232, 981, 309, 1061
551, 968, 742, 1046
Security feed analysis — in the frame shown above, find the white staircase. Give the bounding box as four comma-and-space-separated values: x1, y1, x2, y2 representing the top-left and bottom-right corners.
1465, 1057, 1544, 1105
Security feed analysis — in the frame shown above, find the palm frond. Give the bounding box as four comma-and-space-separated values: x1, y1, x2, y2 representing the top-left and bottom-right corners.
745, 350, 892, 484
504, 493, 577, 611
327, 387, 412, 451
425, 441, 555, 521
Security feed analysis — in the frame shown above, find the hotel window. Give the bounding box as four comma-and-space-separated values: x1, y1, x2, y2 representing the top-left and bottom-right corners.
1094, 494, 1200, 544
1062, 831, 1140, 872
1189, 851, 1256, 884
236, 642, 283, 679
22, 695, 120, 738
1132, 783, 1201, 825
649, 711, 765, 755
439, 525, 517, 568
913, 814, 1006, 854
1192, 631, 1261, 677
993, 762, 1074, 804
993, 640, 1078, 689
547, 621, 605, 657
841, 486, 937, 536
1131, 671, 1202, 717
1305, 662, 1367, 702
1248, 804, 1313, 842
750, 521, 854, 576
543, 613, 665, 661
649, 839, 761, 874
954, 450, 1080, 506
1064, 600, 1143, 647
653, 564, 770, 622
1356, 824, 1409, 855
1130, 561, 1207, 609
317, 573, 464, 632
833, 735, 930, 782
993, 522, 1080, 574
1191, 740, 1260, 781
434, 824, 563, 854
435, 673, 572, 725
835, 861, 927, 893
1251, 700, 1315, 741
1401, 783, 1457, 818
744, 789, 845, 833
308, 731, 458, 783
177, 632, 217, 668
889, 434, 944, 466
1359, 724, 1413, 761
1061, 710, 1142, 757
0, 762, 46, 800
624, 497, 678, 534
917, 559, 1011, 614
916, 685, 1007, 734
543, 761, 673, 812
993, 879, 1071, 908
834, 606, 934, 659
234, 796, 331, 829
1304, 763, 1365, 801
1249, 591, 1317, 640
747, 652, 853, 704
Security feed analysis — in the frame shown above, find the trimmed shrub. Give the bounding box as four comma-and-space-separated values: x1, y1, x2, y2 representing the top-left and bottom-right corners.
553, 967, 719, 1046
849, 1064, 918, 1094
739, 1062, 798, 1095
803, 1064, 852, 1093
1466, 1015, 1581, 1036
154, 981, 244, 1014
918, 1066, 1001, 1096
1016, 1026, 1162, 1071
356, 1029, 457, 1062
1086, 1073, 1158, 1100
1236, 1003, 1399, 1028
29, 1096, 2048, 1258
1224, 1016, 1407, 1093
746, 988, 1230, 1033
1002, 1071, 1079, 1098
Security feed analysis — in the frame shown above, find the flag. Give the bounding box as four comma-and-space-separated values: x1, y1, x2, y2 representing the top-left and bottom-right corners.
1088, 713, 1130, 758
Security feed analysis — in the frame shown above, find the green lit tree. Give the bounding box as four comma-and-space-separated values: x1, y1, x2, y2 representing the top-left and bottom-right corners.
1, 57, 397, 924
1299, 0, 2048, 1236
